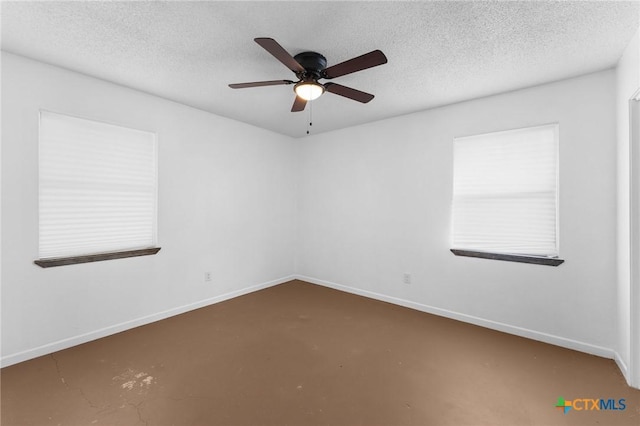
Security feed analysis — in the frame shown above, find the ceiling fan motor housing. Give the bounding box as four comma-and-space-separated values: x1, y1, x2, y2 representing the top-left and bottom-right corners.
293, 51, 327, 79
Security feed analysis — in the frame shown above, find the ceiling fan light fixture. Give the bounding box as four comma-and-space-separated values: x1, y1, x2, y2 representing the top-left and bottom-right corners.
229, 38, 387, 113
294, 81, 324, 101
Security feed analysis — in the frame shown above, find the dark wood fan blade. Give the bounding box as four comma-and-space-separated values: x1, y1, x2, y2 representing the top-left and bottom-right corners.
254, 38, 305, 74
323, 50, 387, 79
324, 83, 375, 103
291, 96, 307, 112
229, 80, 294, 89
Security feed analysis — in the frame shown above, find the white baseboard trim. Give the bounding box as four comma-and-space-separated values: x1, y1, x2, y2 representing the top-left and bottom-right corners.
296, 275, 617, 360
1, 275, 295, 368
614, 351, 630, 384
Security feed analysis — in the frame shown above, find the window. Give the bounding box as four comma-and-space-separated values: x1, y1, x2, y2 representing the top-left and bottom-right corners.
451, 124, 562, 265
36, 111, 159, 267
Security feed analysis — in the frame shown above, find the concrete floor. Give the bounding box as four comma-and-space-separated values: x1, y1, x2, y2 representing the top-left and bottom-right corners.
2, 280, 639, 425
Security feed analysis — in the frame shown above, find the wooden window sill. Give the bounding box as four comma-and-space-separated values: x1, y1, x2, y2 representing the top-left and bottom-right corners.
34, 247, 161, 268
450, 249, 564, 266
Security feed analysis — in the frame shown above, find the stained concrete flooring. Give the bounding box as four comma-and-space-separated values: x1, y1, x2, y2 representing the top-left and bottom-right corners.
2, 280, 639, 425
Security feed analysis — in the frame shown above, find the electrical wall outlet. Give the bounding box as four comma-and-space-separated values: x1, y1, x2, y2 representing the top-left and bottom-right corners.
204, 272, 212, 282
403, 273, 411, 284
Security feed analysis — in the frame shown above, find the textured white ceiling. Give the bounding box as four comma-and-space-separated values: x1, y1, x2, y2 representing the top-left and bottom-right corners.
2, 1, 639, 138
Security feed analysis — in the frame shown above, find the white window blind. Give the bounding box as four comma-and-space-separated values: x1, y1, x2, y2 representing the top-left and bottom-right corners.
451, 124, 559, 257
39, 111, 157, 259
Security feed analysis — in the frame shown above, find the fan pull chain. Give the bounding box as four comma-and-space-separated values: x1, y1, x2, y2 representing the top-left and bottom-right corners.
307, 101, 313, 135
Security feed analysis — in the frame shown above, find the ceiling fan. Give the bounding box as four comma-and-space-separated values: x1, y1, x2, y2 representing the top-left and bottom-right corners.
229, 38, 388, 112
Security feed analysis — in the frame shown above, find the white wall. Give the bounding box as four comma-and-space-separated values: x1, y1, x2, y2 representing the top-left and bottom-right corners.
616, 26, 640, 387
297, 70, 618, 358
0, 49, 629, 382
1, 52, 296, 366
